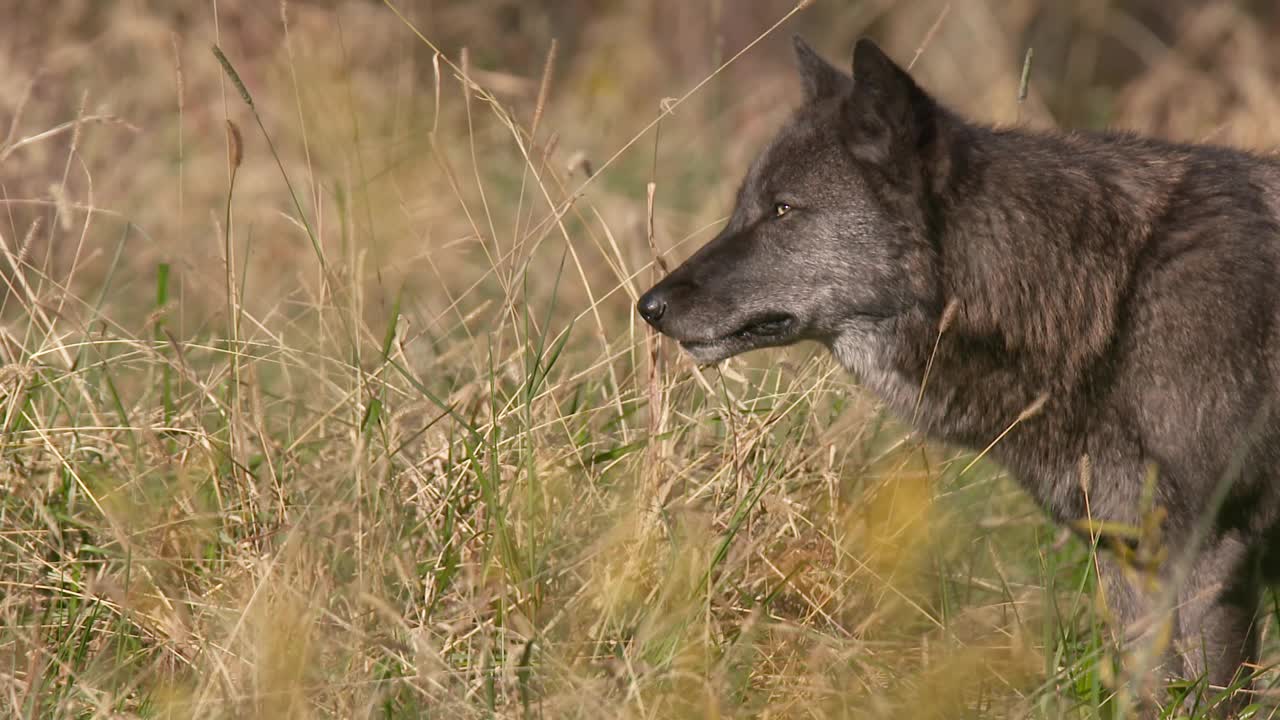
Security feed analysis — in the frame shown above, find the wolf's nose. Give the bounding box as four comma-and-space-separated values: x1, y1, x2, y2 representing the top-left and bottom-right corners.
636, 290, 667, 326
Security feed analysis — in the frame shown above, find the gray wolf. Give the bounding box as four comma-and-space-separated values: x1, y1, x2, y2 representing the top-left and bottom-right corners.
637, 36, 1280, 714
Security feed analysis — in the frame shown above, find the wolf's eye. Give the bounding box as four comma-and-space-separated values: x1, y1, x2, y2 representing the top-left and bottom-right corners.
773, 202, 792, 218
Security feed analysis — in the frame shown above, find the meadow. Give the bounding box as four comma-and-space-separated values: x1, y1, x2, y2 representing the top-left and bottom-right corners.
3, 1, 1280, 717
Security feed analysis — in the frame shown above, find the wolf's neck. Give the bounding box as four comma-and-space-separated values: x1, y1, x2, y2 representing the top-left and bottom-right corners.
878, 124, 1173, 447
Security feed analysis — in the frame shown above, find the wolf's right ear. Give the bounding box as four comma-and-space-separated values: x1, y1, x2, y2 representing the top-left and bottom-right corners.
793, 36, 852, 102
844, 38, 936, 165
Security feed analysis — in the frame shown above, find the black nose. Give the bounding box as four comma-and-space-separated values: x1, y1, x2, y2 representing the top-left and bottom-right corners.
636, 289, 667, 326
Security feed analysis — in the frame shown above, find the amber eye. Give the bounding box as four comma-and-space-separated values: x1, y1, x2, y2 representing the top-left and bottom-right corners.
773, 202, 792, 218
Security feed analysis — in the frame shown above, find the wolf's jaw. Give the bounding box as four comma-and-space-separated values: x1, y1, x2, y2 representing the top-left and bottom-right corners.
679, 339, 738, 365
678, 335, 781, 365
670, 313, 803, 364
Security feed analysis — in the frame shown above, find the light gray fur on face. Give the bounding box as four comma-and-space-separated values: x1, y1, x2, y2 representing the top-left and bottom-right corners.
831, 320, 915, 413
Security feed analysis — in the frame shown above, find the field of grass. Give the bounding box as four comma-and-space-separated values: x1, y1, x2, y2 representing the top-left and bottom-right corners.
3, 1, 1280, 717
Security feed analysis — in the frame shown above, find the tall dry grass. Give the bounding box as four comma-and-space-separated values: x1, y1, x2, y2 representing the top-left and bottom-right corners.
2, 1, 1279, 717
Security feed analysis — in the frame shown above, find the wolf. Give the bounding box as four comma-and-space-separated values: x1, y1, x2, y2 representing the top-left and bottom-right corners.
637, 37, 1280, 713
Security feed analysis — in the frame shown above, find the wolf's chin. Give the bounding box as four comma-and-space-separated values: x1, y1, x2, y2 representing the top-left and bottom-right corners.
678, 333, 801, 364
678, 339, 741, 365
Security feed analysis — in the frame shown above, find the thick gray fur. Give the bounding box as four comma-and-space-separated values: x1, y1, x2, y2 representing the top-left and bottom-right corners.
637, 36, 1280, 716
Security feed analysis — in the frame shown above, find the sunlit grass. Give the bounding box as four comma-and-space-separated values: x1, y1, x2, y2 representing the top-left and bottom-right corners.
2, 2, 1278, 718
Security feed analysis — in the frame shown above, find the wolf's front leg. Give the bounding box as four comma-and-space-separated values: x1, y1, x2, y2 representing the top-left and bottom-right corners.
1173, 534, 1260, 717
1097, 557, 1178, 717
1099, 535, 1260, 717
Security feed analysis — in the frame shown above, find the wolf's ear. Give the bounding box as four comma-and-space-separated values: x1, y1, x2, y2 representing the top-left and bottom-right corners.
845, 38, 935, 165
851, 38, 910, 97
793, 36, 852, 102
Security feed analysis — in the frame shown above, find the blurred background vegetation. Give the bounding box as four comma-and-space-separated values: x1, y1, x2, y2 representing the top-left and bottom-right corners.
8, 0, 1280, 325
4, 1, 1280, 718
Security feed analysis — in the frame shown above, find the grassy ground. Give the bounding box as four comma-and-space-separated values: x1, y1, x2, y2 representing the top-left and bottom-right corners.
3, 1, 1280, 717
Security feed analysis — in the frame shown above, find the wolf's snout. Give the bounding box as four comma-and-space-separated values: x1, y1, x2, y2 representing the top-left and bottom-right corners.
636, 288, 668, 327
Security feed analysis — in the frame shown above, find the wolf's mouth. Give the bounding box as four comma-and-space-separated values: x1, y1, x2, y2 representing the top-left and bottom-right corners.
678, 313, 798, 359
730, 313, 796, 339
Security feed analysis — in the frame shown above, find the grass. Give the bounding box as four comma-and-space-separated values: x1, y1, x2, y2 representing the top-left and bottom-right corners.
2, 1, 1279, 717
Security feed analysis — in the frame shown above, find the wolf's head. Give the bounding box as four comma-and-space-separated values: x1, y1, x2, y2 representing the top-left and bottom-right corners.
637, 38, 947, 366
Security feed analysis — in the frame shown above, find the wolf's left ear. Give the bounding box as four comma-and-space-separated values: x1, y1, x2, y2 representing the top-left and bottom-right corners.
794, 36, 852, 102
846, 38, 936, 164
